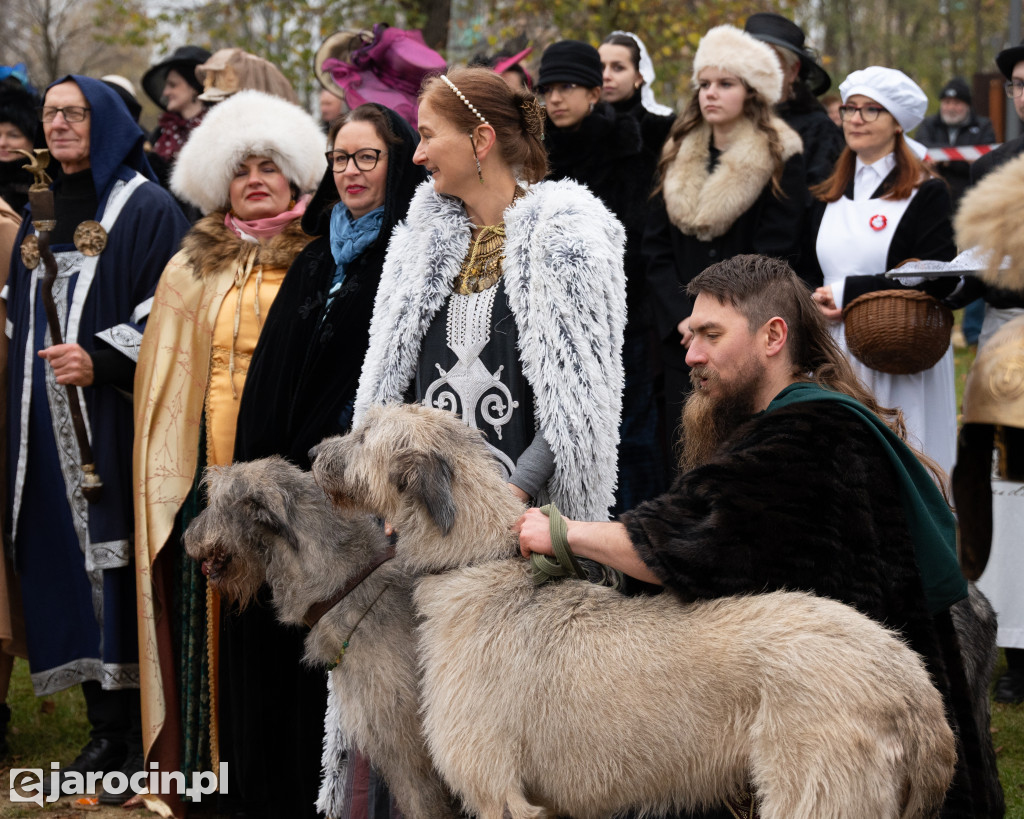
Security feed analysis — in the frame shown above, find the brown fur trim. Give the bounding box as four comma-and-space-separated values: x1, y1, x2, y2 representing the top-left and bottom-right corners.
954, 152, 1024, 292
180, 212, 314, 280
662, 117, 802, 242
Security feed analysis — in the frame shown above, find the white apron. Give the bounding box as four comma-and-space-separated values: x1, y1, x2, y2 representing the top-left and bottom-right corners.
977, 479, 1024, 649
816, 191, 957, 478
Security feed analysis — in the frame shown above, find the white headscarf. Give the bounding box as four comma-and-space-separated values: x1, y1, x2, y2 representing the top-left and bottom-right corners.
608, 31, 674, 116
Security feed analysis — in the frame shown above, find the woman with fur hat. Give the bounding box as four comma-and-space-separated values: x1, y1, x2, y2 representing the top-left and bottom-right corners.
643, 24, 808, 456
810, 66, 959, 479
133, 89, 324, 818
538, 39, 669, 509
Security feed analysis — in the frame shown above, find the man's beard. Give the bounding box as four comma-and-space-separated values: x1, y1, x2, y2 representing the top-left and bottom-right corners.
678, 366, 760, 472
940, 110, 968, 127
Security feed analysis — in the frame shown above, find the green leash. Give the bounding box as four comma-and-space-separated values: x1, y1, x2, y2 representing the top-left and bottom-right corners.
530, 503, 588, 586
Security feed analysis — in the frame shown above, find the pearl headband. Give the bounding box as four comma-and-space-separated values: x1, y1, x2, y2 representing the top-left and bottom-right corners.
440, 74, 490, 126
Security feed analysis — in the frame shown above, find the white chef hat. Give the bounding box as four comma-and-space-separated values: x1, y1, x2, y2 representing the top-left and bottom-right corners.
839, 66, 928, 133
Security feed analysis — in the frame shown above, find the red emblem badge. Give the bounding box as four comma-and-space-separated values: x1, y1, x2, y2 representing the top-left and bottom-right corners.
869, 214, 887, 231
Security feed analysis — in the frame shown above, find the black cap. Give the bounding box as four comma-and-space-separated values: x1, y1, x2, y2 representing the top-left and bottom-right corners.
103, 80, 142, 122
744, 12, 832, 96
996, 39, 1024, 81
142, 45, 212, 110
537, 41, 602, 89
940, 77, 971, 105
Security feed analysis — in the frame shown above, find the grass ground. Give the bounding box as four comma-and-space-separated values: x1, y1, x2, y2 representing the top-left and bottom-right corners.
0, 314, 1019, 817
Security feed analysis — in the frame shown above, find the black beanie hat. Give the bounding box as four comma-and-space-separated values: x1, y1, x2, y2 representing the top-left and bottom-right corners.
0, 80, 40, 144
538, 40, 602, 89
940, 77, 972, 105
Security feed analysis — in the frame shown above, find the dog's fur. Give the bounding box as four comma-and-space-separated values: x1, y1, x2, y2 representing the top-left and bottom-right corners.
310, 403, 956, 819
182, 457, 461, 818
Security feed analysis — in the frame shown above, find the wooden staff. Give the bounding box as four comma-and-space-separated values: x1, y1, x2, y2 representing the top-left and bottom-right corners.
19, 149, 103, 503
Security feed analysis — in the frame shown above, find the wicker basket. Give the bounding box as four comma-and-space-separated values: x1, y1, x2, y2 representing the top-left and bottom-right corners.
842, 289, 953, 375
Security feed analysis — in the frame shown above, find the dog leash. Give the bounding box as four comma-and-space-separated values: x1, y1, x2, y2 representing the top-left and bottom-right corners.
530, 503, 587, 586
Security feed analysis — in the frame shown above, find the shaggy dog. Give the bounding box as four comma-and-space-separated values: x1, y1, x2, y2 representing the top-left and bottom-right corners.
182, 457, 462, 818
309, 403, 956, 819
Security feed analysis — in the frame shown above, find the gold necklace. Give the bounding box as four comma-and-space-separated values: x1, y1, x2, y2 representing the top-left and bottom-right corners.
453, 186, 524, 295
454, 223, 506, 295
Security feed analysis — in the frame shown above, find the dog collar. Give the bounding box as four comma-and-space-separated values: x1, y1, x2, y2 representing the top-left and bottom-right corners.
302, 544, 397, 629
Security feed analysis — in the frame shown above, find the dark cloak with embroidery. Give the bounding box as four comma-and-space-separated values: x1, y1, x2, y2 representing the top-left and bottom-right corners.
5, 75, 188, 694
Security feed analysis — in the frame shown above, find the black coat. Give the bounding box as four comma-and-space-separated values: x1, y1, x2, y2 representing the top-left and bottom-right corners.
777, 97, 845, 186
623, 399, 1000, 818
234, 106, 427, 468
221, 106, 425, 819
545, 102, 657, 335
643, 149, 808, 346
916, 111, 996, 205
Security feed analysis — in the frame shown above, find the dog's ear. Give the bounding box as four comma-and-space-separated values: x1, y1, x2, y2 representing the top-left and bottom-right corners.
389, 450, 457, 536
241, 484, 300, 551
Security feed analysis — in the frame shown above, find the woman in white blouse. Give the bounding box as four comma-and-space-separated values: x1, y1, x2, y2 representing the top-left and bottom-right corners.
810, 66, 958, 477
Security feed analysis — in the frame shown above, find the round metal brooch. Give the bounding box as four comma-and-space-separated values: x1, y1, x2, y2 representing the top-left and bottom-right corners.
20, 235, 40, 270
74, 220, 108, 256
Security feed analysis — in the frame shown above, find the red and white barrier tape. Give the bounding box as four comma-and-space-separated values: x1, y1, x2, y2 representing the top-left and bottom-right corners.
923, 144, 1000, 163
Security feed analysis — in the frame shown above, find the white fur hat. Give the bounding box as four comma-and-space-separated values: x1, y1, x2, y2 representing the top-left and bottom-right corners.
171, 89, 326, 213
691, 25, 784, 106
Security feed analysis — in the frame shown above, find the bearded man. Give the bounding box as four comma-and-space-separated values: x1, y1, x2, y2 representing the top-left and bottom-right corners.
517, 254, 1000, 818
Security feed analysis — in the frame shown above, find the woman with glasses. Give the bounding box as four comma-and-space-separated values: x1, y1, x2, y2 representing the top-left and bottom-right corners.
643, 25, 808, 457
134, 90, 325, 817
535, 39, 669, 510
810, 66, 958, 478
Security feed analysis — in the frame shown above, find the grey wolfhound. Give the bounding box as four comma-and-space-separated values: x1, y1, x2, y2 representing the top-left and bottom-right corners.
303, 403, 956, 819
182, 457, 462, 818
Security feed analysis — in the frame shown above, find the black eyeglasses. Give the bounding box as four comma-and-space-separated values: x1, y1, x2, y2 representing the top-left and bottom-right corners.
838, 104, 888, 123
39, 106, 91, 123
536, 82, 582, 98
1005, 80, 1024, 98
325, 148, 382, 172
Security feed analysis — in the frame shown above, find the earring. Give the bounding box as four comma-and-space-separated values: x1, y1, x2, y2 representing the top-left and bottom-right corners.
470, 134, 483, 184
589, 102, 595, 114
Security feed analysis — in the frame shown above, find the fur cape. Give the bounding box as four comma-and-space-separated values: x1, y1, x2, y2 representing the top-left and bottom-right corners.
353, 178, 626, 522
955, 150, 1024, 293
133, 212, 313, 818
662, 116, 803, 242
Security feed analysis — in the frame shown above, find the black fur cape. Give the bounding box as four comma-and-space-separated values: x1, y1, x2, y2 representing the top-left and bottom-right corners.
623, 400, 1001, 818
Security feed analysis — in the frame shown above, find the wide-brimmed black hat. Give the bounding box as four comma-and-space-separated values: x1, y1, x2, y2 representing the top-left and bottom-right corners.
142, 45, 211, 110
996, 39, 1024, 80
744, 13, 831, 96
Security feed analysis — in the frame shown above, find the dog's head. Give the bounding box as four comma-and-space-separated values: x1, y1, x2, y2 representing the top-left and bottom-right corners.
184, 456, 388, 620
311, 404, 523, 571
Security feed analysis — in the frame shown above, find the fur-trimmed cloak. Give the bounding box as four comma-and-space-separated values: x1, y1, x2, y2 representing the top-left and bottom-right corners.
354, 178, 626, 522
623, 398, 1002, 818
133, 213, 312, 818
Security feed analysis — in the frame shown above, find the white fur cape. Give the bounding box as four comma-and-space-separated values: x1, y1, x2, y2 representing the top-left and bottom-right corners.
662, 116, 803, 242
318, 177, 627, 816
353, 177, 626, 521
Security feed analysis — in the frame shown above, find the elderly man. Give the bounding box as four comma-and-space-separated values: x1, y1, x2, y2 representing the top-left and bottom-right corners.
518, 255, 1001, 818
3, 76, 188, 797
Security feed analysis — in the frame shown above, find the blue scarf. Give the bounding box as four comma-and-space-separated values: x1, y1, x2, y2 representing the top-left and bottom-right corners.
329, 203, 384, 290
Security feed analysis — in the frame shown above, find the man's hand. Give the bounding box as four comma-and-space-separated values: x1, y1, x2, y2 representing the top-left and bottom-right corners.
39, 343, 94, 386
515, 507, 557, 558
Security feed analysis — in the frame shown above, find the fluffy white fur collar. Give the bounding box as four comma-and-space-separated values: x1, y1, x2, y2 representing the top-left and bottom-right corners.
353, 178, 626, 522
662, 116, 803, 242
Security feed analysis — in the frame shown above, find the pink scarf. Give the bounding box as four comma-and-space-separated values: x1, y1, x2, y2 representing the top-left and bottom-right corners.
224, 194, 311, 241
